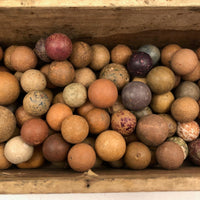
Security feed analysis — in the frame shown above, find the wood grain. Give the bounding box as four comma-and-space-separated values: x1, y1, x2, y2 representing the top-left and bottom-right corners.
0, 167, 200, 193
0, 6, 200, 48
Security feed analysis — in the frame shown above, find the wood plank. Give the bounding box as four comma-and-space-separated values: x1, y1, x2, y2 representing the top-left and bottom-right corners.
0, 6, 200, 48
0, 167, 200, 193
0, 0, 200, 8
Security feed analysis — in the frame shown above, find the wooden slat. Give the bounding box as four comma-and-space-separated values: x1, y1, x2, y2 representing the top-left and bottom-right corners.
0, 167, 200, 193
0, 6, 200, 48
0, 0, 200, 8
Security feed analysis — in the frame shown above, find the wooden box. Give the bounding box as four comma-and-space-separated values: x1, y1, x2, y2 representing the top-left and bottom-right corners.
0, 0, 200, 194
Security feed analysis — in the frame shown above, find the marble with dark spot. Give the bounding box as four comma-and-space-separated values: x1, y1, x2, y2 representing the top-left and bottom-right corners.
111, 109, 137, 136
100, 63, 130, 90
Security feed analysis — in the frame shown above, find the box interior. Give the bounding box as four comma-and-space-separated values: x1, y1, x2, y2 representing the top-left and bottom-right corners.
0, 1, 200, 193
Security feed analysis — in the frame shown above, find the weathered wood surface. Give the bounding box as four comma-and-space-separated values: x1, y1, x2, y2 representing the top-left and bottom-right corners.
0, 3, 199, 48
0, 167, 200, 193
